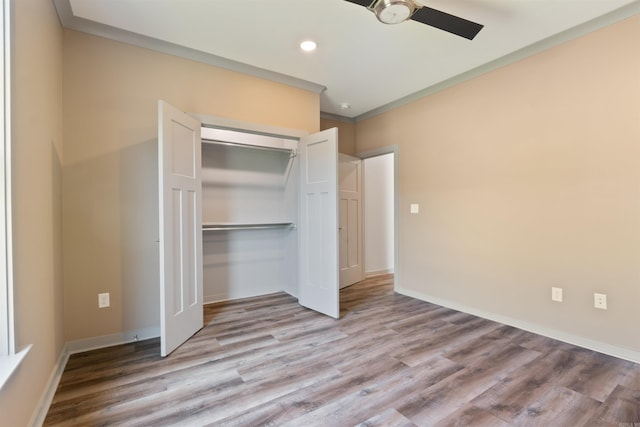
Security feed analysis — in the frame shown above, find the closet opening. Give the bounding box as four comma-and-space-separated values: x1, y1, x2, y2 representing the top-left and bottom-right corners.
200, 128, 300, 303
160, 103, 342, 354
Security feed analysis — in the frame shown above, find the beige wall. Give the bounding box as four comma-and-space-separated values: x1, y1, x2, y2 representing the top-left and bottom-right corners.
0, 0, 64, 425
321, 117, 356, 155
356, 15, 640, 357
62, 30, 320, 342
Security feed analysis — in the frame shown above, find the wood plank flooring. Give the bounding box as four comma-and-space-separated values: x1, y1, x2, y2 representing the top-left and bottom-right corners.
44, 274, 640, 426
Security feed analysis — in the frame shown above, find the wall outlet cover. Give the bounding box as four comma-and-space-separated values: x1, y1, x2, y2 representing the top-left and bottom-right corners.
594, 293, 607, 310
551, 287, 563, 302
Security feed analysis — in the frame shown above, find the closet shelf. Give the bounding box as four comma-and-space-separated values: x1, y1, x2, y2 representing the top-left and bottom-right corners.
201, 127, 298, 185
202, 139, 297, 158
202, 222, 296, 232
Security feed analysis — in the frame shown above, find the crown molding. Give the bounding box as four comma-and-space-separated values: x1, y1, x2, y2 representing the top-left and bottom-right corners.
355, 1, 640, 122
52, 0, 326, 95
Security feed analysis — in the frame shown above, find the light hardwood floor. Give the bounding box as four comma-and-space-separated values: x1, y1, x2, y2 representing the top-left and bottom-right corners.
44, 274, 640, 426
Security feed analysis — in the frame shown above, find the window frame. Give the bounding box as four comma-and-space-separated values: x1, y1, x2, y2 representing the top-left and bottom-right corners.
1, 0, 14, 358
0, 0, 27, 392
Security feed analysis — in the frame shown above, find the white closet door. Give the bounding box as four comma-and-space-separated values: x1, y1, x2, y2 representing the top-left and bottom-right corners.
299, 128, 339, 318
158, 100, 203, 356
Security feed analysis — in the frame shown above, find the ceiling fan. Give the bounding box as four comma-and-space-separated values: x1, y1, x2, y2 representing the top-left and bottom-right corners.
343, 0, 483, 40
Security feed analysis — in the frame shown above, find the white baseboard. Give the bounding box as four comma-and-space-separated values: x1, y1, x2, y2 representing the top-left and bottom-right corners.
29, 343, 69, 427
204, 293, 228, 305
396, 286, 640, 364
365, 268, 394, 278
66, 326, 160, 355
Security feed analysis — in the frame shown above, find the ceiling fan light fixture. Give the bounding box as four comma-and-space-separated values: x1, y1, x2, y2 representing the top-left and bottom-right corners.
371, 0, 416, 24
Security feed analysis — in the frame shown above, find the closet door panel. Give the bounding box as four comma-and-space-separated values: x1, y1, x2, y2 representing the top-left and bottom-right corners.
299, 128, 339, 318
158, 100, 203, 357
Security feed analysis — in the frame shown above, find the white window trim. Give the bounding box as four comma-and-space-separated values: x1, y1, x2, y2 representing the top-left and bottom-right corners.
0, 0, 26, 392
0, 0, 11, 357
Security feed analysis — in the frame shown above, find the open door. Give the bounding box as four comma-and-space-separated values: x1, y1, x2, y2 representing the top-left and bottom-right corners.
299, 128, 340, 318
158, 100, 204, 356
339, 154, 363, 288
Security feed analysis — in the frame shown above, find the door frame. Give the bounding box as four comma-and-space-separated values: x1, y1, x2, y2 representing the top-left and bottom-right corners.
190, 113, 308, 141
356, 145, 399, 292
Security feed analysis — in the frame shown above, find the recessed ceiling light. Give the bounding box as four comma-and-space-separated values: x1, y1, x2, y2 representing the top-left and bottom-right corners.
340, 102, 351, 110
300, 40, 317, 52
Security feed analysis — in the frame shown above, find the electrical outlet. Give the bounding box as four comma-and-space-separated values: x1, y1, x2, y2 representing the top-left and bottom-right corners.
98, 292, 110, 308
594, 293, 607, 310
551, 287, 563, 302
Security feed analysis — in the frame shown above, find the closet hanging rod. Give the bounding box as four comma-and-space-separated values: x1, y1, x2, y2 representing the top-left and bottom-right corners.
202, 139, 297, 157
202, 222, 296, 232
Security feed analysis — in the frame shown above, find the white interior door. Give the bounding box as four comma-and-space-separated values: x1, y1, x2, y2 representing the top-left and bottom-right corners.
299, 128, 339, 318
339, 154, 363, 288
158, 100, 203, 356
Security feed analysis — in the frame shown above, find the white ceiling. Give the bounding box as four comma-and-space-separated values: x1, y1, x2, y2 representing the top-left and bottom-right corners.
54, 0, 639, 119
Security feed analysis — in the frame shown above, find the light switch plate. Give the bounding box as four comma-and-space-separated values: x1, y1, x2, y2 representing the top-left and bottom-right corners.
551, 287, 563, 302
410, 203, 419, 214
98, 292, 110, 308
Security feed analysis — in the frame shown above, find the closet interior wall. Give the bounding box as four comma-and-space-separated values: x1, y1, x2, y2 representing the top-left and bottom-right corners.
200, 128, 300, 303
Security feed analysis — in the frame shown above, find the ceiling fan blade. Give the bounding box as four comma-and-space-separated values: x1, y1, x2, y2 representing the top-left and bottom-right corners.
343, 0, 373, 7
411, 6, 483, 40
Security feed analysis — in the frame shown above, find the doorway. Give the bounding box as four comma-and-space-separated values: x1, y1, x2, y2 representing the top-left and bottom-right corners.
358, 146, 398, 289
363, 152, 395, 277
